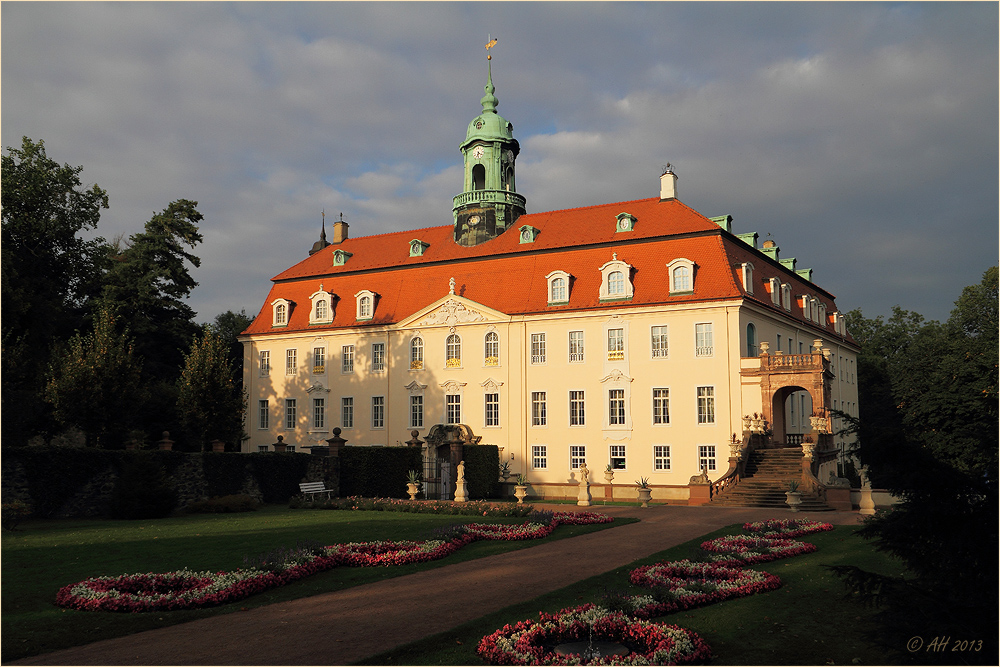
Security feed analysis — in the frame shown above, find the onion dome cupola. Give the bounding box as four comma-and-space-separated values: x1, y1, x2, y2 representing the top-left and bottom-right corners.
452, 38, 526, 247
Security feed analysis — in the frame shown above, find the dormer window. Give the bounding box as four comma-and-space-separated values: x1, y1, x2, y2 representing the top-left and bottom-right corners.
271, 299, 292, 327
333, 249, 353, 266
355, 290, 376, 321
781, 284, 792, 311
818, 303, 827, 327
666, 258, 696, 295
741, 262, 755, 295
309, 287, 334, 325
546, 270, 571, 305
519, 225, 539, 244
599, 255, 634, 301
615, 212, 635, 233
769, 277, 781, 306
409, 239, 430, 257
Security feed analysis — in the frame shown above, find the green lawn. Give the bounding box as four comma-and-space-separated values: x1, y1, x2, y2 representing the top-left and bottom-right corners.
2, 505, 629, 662
361, 524, 909, 666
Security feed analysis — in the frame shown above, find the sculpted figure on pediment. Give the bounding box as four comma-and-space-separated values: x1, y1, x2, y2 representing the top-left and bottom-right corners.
420, 299, 486, 327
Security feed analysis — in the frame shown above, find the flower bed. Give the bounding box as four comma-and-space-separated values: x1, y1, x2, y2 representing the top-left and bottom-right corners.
742, 519, 833, 539
476, 604, 712, 665
625, 560, 781, 618
699, 534, 817, 566
56, 509, 613, 612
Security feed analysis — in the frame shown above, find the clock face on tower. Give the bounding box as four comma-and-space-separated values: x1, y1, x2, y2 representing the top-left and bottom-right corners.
506, 149, 514, 163
468, 215, 481, 227
472, 146, 485, 160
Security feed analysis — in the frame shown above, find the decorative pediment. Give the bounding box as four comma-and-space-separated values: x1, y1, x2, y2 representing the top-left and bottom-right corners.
599, 369, 633, 387
440, 380, 467, 394
399, 294, 508, 329
306, 382, 330, 394
404, 380, 427, 395
480, 377, 504, 392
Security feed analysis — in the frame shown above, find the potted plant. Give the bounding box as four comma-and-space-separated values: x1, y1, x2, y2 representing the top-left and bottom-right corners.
635, 477, 652, 508
785, 480, 803, 512
406, 470, 422, 501
499, 460, 511, 482
604, 463, 615, 484
514, 474, 529, 504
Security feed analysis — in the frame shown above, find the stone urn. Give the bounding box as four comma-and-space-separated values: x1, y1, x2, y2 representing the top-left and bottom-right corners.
604, 469, 615, 484
514, 485, 528, 504
636, 482, 652, 508
406, 482, 420, 501
785, 490, 803, 512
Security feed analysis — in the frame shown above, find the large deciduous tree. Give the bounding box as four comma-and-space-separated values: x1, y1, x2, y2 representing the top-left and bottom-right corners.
2, 137, 109, 437
176, 327, 246, 450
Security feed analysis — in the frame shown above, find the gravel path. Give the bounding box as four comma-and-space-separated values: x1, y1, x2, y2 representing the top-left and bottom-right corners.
13, 504, 862, 666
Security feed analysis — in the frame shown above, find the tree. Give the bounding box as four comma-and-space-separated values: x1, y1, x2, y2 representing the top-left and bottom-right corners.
44, 305, 145, 448
176, 327, 246, 450
211, 309, 254, 388
2, 137, 110, 437
832, 268, 998, 663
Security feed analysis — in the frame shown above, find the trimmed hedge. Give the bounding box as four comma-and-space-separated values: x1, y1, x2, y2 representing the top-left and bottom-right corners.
248, 453, 314, 503
462, 444, 501, 499
339, 446, 423, 499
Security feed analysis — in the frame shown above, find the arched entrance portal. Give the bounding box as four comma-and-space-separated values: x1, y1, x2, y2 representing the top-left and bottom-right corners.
770, 385, 815, 446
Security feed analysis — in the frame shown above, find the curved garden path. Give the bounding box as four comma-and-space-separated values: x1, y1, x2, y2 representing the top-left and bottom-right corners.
13, 504, 861, 666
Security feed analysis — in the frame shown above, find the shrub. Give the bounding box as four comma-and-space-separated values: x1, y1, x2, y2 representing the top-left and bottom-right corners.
110, 457, 177, 519
185, 494, 260, 513
462, 445, 501, 499
340, 447, 422, 498
2, 500, 32, 530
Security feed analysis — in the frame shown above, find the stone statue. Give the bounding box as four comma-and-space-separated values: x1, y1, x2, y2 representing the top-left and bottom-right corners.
688, 466, 711, 485
454, 460, 469, 503
577, 462, 591, 507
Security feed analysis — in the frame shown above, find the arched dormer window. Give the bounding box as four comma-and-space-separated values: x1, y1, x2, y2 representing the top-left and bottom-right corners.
666, 257, 696, 294
741, 262, 755, 295
271, 298, 292, 327
818, 303, 827, 327
355, 290, 376, 322
484, 331, 499, 366
769, 277, 781, 306
746, 323, 758, 357
446, 333, 462, 368
781, 284, 792, 311
598, 255, 634, 302
410, 337, 424, 370
309, 287, 334, 325
546, 270, 571, 305
472, 164, 485, 190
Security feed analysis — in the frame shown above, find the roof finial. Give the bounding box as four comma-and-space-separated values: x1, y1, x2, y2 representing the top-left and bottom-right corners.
481, 35, 498, 113
449, 277, 456, 295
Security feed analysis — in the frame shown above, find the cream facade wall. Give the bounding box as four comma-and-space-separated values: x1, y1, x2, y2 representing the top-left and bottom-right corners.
241, 287, 860, 489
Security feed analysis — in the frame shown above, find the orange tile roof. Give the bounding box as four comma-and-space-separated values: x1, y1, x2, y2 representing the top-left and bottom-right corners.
243, 196, 853, 345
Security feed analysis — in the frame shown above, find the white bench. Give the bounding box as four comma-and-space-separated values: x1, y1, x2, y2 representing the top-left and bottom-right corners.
299, 481, 332, 501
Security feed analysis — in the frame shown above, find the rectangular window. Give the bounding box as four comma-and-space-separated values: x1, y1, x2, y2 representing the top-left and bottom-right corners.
698, 444, 717, 472
258, 399, 269, 429
284, 398, 297, 429
446, 394, 461, 424
531, 333, 546, 364
372, 343, 386, 372
697, 386, 716, 424
285, 349, 297, 375
485, 392, 499, 427
568, 331, 585, 362
653, 445, 671, 471
341, 397, 354, 428
651, 326, 668, 358
286, 445, 295, 453
569, 390, 585, 426
695, 323, 713, 357
532, 444, 547, 470
259, 350, 271, 377
609, 444, 626, 470
653, 388, 670, 424
342, 345, 354, 373
607, 328, 624, 360
609, 389, 626, 425
531, 391, 547, 426
312, 398, 325, 429
313, 347, 325, 374
258, 445, 269, 453
372, 396, 385, 429
409, 395, 423, 429
570, 445, 586, 470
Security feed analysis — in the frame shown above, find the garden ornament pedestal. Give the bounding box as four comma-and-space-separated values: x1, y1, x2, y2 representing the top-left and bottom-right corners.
637, 487, 653, 508
785, 491, 803, 512
514, 485, 527, 504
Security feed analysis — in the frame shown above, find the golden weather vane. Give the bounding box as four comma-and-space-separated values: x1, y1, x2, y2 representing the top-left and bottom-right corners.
485, 35, 497, 60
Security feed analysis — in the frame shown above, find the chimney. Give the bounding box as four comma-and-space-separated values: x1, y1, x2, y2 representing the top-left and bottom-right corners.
332, 213, 349, 244
761, 238, 779, 261
659, 164, 678, 201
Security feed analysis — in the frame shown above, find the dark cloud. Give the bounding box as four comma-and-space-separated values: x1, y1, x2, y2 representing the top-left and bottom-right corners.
3, 2, 995, 323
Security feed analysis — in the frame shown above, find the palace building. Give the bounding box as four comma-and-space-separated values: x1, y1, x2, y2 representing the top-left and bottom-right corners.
239, 55, 860, 506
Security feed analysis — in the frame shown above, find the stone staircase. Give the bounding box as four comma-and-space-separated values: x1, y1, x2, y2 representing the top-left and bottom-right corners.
711, 447, 834, 511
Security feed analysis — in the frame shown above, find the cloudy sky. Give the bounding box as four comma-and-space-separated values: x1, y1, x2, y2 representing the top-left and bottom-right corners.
3, 2, 996, 325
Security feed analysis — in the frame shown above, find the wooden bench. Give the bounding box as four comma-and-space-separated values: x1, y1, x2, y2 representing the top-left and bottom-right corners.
299, 481, 332, 501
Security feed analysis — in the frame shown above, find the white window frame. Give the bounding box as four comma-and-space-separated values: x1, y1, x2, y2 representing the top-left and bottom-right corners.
271, 298, 292, 327
667, 257, 695, 294
309, 288, 333, 325
371, 396, 385, 429
485, 392, 500, 427
342, 345, 355, 373
698, 444, 717, 472
341, 397, 354, 428
484, 331, 499, 366
355, 290, 376, 321
409, 394, 424, 429
446, 394, 461, 424
650, 325, 668, 359
285, 349, 297, 376
568, 331, 585, 363
284, 398, 297, 430
607, 328, 624, 361
653, 444, 671, 471
653, 388, 670, 425
312, 397, 326, 430
697, 386, 716, 424
608, 388, 626, 426
546, 270, 571, 305
609, 444, 626, 470
769, 277, 781, 306
598, 258, 634, 301
695, 323, 714, 357
530, 333, 546, 365
410, 336, 424, 370
259, 350, 271, 377
312, 347, 326, 375
371, 342, 386, 373
781, 284, 792, 311
531, 391, 547, 426
741, 262, 755, 295
532, 444, 548, 470
746, 323, 758, 357
258, 399, 269, 430
570, 445, 587, 471
446, 333, 462, 368
569, 390, 586, 427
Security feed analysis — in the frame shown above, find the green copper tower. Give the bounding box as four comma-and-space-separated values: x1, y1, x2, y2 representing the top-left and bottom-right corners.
452, 38, 526, 246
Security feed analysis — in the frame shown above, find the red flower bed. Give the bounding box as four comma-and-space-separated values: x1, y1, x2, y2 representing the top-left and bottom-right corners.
626, 560, 781, 618
699, 534, 817, 566
741, 518, 834, 539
